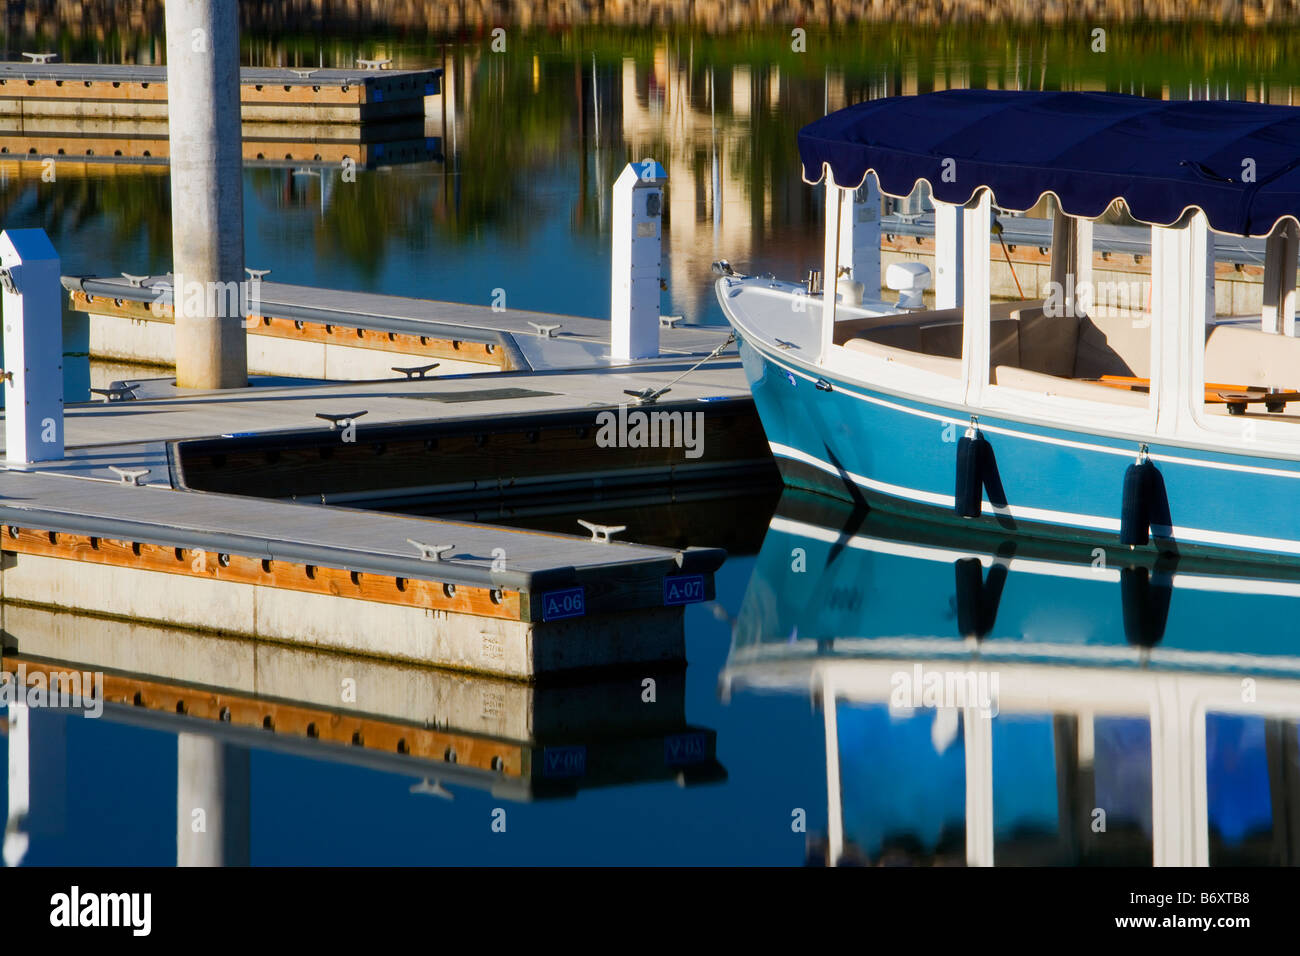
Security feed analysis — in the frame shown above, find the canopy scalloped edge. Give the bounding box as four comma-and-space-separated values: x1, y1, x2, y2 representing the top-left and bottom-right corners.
797, 90, 1300, 241
800, 162, 1300, 241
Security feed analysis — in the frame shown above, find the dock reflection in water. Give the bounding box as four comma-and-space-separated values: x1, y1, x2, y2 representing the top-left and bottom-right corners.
5, 490, 1300, 865
0, 604, 725, 866
725, 492, 1300, 867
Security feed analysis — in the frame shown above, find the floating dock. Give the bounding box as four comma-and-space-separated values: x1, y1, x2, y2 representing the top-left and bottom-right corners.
0, 355, 767, 679
0, 145, 760, 682
66, 274, 740, 380
0, 62, 442, 124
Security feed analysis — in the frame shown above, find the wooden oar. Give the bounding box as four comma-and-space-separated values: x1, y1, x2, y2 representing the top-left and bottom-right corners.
1093, 374, 1300, 411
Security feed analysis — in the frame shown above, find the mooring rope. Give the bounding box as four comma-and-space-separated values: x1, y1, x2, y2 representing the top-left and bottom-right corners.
627, 331, 737, 404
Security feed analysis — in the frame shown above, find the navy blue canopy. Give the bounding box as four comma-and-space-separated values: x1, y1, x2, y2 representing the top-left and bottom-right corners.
798, 89, 1300, 237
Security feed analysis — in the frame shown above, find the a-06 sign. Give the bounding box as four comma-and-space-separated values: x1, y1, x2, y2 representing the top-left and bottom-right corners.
663, 574, 705, 606
542, 586, 586, 621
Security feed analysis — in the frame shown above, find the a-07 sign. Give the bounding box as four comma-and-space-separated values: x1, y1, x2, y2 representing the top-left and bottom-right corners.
663, 574, 705, 606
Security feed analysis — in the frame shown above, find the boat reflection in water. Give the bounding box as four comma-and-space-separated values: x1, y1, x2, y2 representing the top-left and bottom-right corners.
723, 491, 1300, 867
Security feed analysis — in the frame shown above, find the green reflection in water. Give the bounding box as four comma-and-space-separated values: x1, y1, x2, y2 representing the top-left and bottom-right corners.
1, 22, 1299, 295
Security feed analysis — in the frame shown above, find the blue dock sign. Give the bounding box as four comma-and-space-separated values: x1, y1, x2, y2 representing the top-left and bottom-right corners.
664, 732, 708, 766
663, 574, 705, 606
542, 745, 587, 778
542, 586, 586, 621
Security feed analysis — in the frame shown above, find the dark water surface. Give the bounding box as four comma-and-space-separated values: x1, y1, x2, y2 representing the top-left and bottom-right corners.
3, 23, 1300, 865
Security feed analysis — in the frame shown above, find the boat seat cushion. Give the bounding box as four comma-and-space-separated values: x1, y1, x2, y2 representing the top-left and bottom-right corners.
918, 318, 1020, 366
842, 336, 962, 377
861, 323, 923, 352
993, 365, 1150, 406
1073, 312, 1151, 379
1014, 306, 1079, 378
1205, 324, 1300, 388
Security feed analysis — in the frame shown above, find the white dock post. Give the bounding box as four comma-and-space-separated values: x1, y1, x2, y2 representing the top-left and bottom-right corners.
165, 0, 248, 389
838, 177, 881, 302
933, 199, 965, 309
1, 228, 64, 464
611, 160, 667, 361
3, 702, 29, 867
177, 734, 250, 866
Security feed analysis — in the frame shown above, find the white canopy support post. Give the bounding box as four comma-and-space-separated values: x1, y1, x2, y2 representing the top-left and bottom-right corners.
961, 190, 992, 406
1261, 220, 1298, 335
1151, 213, 1213, 437
838, 176, 881, 304
1, 228, 64, 464
933, 199, 965, 309
964, 704, 995, 867
819, 168, 844, 363
1075, 218, 1095, 314
1049, 208, 1094, 316
611, 160, 667, 361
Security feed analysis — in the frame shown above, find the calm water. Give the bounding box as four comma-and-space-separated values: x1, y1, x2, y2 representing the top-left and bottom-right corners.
4, 22, 1300, 865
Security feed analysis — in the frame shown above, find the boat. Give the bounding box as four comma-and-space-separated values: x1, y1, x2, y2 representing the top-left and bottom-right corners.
722, 490, 1300, 865
715, 89, 1300, 563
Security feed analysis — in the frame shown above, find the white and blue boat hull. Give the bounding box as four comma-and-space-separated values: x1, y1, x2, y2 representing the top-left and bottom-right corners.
731, 314, 1300, 565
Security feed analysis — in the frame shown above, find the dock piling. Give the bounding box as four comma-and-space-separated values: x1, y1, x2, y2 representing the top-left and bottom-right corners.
1, 228, 64, 464
164, 0, 248, 389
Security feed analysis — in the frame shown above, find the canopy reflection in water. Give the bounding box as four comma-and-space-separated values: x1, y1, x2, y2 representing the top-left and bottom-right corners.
723, 492, 1300, 866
